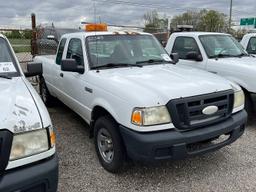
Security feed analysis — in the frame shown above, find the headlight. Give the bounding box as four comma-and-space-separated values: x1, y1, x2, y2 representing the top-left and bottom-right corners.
233, 90, 245, 109
10, 129, 50, 161
131, 106, 171, 126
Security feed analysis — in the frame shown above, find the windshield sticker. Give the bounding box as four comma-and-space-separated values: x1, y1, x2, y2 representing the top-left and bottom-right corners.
0, 62, 16, 73
161, 54, 172, 61
214, 48, 223, 55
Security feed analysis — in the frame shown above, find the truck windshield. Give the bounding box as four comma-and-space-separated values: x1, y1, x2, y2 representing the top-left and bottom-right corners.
0, 38, 20, 77
199, 35, 247, 58
86, 34, 172, 69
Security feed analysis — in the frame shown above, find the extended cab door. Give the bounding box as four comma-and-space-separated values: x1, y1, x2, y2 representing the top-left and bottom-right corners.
169, 36, 206, 70
47, 38, 67, 98
60, 37, 91, 122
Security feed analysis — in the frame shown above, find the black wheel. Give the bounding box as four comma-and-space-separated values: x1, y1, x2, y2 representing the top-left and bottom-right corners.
94, 116, 125, 173
244, 90, 253, 115
39, 77, 55, 107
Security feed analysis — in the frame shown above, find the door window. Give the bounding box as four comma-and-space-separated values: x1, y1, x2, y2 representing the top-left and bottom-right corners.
66, 38, 84, 66
247, 37, 256, 54
172, 37, 200, 60
56, 38, 66, 65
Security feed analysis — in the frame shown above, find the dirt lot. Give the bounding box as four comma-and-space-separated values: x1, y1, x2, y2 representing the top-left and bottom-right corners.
48, 98, 256, 192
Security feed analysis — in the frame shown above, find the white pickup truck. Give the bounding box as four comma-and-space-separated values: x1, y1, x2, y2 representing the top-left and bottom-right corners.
166, 32, 256, 112
34, 26, 247, 172
0, 34, 58, 191
240, 33, 256, 56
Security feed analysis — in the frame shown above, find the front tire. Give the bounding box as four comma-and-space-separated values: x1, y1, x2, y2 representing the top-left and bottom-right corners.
94, 116, 125, 173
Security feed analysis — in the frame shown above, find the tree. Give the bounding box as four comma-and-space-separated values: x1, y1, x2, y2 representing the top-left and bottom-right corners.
22, 30, 32, 39
143, 10, 168, 33
5, 30, 22, 39
171, 9, 229, 32
199, 10, 228, 32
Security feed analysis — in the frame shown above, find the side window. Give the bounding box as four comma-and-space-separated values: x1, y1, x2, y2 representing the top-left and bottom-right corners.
247, 37, 256, 54
172, 37, 200, 60
56, 38, 67, 65
66, 38, 84, 66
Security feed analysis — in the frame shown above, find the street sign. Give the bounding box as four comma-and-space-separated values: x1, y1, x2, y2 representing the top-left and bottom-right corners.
240, 18, 255, 26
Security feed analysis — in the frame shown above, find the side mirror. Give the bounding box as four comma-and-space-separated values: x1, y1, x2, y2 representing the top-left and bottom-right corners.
24, 62, 42, 77
61, 59, 84, 74
170, 53, 179, 64
186, 51, 203, 62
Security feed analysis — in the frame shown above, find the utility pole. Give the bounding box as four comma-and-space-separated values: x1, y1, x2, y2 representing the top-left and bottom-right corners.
229, 0, 233, 33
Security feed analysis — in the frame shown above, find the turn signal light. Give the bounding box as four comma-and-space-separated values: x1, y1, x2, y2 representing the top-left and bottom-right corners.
131, 110, 142, 125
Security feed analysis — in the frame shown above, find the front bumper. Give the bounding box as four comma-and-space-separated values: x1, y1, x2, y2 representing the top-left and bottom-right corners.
0, 155, 58, 192
120, 110, 247, 162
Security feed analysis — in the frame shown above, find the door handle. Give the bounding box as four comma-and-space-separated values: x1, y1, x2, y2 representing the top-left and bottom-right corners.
60, 73, 64, 77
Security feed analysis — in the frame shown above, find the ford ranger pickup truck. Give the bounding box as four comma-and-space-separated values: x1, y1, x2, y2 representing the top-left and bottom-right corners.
240, 33, 256, 56
166, 32, 256, 112
0, 34, 58, 192
34, 24, 247, 173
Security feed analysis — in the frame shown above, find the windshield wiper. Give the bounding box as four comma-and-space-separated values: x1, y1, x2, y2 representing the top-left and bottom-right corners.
136, 59, 172, 64
0, 74, 12, 79
234, 53, 249, 57
209, 53, 233, 59
91, 63, 143, 70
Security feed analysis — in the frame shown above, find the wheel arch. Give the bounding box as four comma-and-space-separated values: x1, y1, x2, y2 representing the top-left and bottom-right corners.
90, 105, 119, 138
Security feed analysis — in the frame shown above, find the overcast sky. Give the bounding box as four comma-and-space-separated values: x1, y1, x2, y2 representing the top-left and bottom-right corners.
0, 0, 255, 29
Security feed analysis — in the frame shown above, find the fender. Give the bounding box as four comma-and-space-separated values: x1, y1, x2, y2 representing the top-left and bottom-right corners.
224, 75, 252, 93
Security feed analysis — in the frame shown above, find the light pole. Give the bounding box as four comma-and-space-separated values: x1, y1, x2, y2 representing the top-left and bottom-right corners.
229, 0, 233, 32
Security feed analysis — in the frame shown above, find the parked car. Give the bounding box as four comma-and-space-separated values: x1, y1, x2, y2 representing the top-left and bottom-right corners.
0, 34, 58, 192
240, 33, 256, 56
166, 32, 256, 112
36, 26, 81, 55
34, 25, 247, 173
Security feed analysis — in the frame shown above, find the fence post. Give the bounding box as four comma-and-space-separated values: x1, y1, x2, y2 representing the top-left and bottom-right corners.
31, 13, 37, 56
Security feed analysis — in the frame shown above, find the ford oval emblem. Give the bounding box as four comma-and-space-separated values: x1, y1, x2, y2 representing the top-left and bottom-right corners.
202, 106, 218, 115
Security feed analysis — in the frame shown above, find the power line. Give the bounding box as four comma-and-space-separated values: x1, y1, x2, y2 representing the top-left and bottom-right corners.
92, 0, 197, 11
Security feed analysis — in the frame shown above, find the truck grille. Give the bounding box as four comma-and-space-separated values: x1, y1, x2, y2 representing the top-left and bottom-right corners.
166, 90, 234, 130
0, 130, 13, 175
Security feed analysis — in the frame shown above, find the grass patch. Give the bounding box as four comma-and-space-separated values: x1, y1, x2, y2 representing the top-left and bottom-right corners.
9, 38, 30, 45
9, 38, 31, 53
12, 46, 31, 53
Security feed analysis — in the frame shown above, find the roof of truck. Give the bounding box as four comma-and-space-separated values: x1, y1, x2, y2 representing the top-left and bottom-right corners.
61, 31, 151, 38
243, 33, 256, 38
172, 32, 230, 37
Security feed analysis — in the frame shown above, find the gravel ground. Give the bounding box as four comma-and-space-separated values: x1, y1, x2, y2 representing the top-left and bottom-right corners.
48, 98, 256, 192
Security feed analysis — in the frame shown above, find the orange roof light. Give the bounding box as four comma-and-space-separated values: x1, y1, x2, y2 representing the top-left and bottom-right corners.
85, 23, 108, 32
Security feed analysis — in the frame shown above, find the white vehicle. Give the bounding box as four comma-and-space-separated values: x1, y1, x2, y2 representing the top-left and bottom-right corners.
240, 33, 256, 56
0, 34, 58, 191
166, 32, 256, 112
34, 24, 247, 173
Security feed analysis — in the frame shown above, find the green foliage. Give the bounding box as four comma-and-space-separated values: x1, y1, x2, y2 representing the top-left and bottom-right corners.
171, 9, 229, 32
143, 10, 168, 33
3, 30, 32, 39
23, 30, 32, 39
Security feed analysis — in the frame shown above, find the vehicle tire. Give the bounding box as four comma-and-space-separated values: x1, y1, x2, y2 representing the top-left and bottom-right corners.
39, 77, 55, 107
244, 90, 253, 115
94, 116, 125, 173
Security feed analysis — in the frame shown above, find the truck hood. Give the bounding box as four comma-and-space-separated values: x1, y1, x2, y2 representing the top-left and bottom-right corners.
91, 64, 233, 106
0, 77, 42, 133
